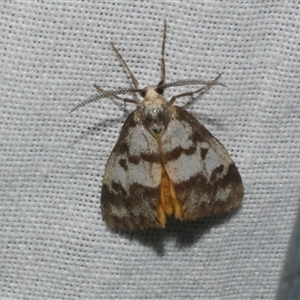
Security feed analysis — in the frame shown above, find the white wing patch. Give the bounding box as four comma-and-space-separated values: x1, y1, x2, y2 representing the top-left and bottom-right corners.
165, 152, 204, 183
161, 116, 231, 183
103, 122, 162, 190
204, 147, 229, 177
161, 119, 194, 153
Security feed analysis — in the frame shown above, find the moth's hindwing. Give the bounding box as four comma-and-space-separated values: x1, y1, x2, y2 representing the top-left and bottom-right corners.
101, 104, 243, 230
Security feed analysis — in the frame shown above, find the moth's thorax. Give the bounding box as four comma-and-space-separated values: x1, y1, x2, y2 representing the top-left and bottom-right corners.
136, 87, 170, 138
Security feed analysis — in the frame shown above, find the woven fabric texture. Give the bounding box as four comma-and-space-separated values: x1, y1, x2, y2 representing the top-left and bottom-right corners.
1, 2, 299, 299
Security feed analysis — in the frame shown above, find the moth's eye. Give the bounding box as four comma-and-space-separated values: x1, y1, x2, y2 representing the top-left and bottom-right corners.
156, 87, 164, 95
140, 90, 146, 98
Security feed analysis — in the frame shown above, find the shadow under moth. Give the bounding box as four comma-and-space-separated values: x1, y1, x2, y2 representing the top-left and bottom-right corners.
71, 21, 244, 230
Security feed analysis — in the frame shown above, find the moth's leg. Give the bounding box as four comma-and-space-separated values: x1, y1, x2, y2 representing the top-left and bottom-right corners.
157, 20, 167, 87
170, 74, 222, 104
111, 42, 139, 89
94, 84, 138, 104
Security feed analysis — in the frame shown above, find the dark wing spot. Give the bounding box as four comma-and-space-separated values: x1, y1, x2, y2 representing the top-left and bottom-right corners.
164, 146, 197, 161
111, 181, 127, 197
117, 142, 129, 155
128, 155, 141, 164
219, 163, 243, 190
201, 148, 208, 160
191, 131, 204, 143
140, 152, 162, 163
119, 158, 128, 171
210, 165, 225, 182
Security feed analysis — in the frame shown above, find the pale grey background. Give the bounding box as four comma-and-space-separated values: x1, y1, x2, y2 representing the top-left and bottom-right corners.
1, 2, 299, 299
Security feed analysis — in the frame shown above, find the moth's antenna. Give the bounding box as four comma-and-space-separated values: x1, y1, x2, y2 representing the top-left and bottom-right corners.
157, 20, 167, 91
111, 42, 139, 90
170, 74, 223, 104
157, 77, 225, 91
93, 84, 139, 104
69, 87, 141, 113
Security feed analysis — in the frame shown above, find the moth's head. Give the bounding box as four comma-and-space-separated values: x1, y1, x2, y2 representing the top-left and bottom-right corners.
137, 87, 169, 138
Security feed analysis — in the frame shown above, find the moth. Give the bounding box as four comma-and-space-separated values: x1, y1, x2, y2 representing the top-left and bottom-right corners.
71, 21, 244, 230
